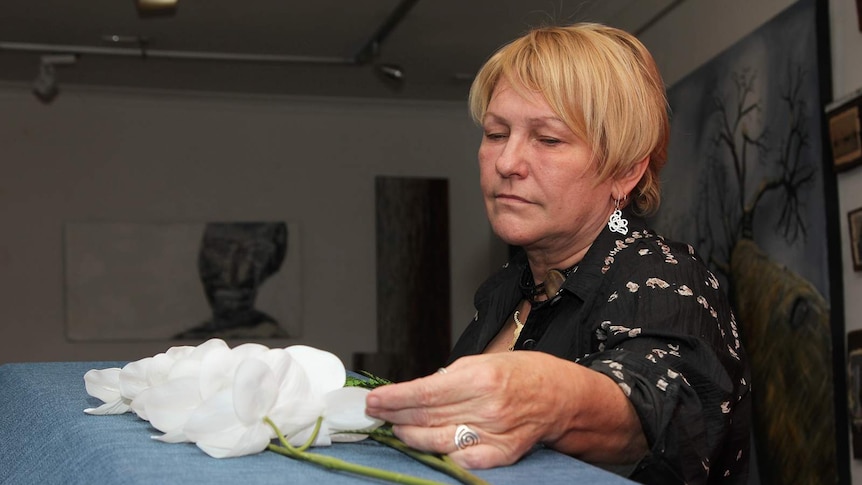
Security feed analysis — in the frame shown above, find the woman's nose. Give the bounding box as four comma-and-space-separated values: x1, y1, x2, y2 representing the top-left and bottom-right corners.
495, 136, 528, 178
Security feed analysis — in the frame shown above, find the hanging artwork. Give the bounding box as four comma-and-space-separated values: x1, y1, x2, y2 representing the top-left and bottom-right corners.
826, 91, 862, 172
849, 207, 862, 271
650, 0, 847, 483
65, 221, 301, 341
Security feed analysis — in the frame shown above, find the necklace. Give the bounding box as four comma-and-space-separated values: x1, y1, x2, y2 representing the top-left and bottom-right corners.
510, 262, 578, 351
519, 263, 579, 303
509, 309, 525, 351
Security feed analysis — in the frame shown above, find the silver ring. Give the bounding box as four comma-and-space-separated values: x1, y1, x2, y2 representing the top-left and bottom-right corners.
454, 424, 480, 450
437, 367, 447, 374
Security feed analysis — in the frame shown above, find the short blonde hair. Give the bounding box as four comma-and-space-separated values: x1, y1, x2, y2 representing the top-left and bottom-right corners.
469, 23, 669, 215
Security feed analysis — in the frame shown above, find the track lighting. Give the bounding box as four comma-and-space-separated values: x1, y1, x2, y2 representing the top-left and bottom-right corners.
32, 54, 77, 104
7, 0, 418, 99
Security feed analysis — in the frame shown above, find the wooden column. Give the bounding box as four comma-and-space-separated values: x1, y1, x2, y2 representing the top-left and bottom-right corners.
353, 176, 451, 382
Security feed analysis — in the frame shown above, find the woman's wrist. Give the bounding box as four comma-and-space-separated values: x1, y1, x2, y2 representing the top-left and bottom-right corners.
539, 359, 648, 464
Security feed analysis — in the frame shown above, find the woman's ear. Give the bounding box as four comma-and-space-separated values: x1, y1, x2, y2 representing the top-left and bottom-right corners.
613, 156, 649, 200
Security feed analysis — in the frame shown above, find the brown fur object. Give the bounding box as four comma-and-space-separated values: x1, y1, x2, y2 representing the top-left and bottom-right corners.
730, 238, 836, 485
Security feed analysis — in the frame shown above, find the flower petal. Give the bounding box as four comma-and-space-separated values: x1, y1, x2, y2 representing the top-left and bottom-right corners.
267, 351, 315, 409
288, 421, 332, 447
324, 387, 383, 433
330, 433, 372, 443
190, 338, 230, 358
268, 396, 324, 438
285, 345, 346, 396
185, 390, 272, 458
230, 342, 270, 360
151, 428, 190, 443
164, 344, 196, 360
258, 349, 293, 382
196, 422, 272, 458
147, 352, 178, 386
119, 357, 152, 400
198, 347, 236, 400
141, 377, 202, 434
84, 399, 131, 415
184, 390, 239, 442
83, 368, 122, 403
168, 358, 202, 380
233, 359, 277, 425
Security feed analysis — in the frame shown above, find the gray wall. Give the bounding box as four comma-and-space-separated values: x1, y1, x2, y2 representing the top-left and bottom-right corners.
0, 88, 490, 365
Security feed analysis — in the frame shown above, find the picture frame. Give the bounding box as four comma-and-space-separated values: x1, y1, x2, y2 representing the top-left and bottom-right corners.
827, 92, 862, 172
64, 221, 302, 341
657, 1, 850, 482
848, 329, 862, 458
849, 207, 862, 271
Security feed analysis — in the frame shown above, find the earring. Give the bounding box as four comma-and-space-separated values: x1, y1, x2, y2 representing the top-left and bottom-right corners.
608, 196, 628, 235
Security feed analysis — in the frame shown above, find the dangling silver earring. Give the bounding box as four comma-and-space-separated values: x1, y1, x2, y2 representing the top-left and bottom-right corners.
608, 196, 628, 235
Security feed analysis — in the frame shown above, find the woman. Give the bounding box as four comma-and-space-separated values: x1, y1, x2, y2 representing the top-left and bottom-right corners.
365, 23, 751, 485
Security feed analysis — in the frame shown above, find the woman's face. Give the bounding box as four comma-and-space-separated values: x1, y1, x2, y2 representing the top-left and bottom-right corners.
478, 80, 615, 255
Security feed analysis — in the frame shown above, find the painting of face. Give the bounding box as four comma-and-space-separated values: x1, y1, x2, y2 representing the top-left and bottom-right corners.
197, 222, 286, 318
478, 80, 614, 258
177, 222, 291, 339
63, 221, 301, 341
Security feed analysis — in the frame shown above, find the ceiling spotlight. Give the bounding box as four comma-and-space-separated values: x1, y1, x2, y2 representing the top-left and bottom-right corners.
378, 64, 404, 81
136, 0, 178, 17
375, 63, 405, 92
32, 54, 77, 104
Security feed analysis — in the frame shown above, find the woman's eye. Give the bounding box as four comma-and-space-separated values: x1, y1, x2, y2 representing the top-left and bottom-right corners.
538, 137, 562, 146
484, 132, 508, 141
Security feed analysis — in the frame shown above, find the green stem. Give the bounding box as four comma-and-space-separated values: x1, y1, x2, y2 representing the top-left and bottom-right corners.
370, 435, 489, 485
264, 417, 448, 485
267, 443, 446, 485
295, 416, 324, 452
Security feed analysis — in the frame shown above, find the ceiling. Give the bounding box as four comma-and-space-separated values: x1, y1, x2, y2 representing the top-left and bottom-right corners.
0, 0, 681, 102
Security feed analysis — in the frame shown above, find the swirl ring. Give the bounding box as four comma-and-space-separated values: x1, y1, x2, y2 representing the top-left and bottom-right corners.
454, 424, 480, 450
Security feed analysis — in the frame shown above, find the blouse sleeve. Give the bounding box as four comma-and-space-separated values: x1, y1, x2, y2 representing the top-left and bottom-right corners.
578, 240, 751, 485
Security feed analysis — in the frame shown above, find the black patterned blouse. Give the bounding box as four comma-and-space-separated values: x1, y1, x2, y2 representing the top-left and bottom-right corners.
448, 207, 752, 485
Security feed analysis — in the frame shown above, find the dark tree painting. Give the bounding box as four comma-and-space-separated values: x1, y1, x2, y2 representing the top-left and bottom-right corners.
651, 1, 844, 483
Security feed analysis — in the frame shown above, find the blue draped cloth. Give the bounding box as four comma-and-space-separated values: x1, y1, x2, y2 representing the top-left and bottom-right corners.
0, 361, 635, 484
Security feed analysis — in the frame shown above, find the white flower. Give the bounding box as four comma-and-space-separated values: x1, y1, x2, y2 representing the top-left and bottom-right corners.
83, 367, 131, 415
83, 339, 382, 460
182, 346, 383, 457
289, 386, 383, 447
138, 340, 268, 443
281, 346, 382, 447
183, 350, 322, 458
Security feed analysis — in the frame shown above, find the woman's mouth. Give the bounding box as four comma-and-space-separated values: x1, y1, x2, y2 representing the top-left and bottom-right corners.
496, 193, 531, 204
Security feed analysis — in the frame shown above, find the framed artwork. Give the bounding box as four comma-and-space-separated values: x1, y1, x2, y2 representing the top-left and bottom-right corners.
850, 329, 862, 458
64, 221, 302, 342
651, 0, 848, 483
849, 207, 862, 271
827, 94, 862, 172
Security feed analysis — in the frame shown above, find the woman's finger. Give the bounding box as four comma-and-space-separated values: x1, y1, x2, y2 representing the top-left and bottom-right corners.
390, 424, 459, 453
392, 423, 528, 469
366, 369, 487, 425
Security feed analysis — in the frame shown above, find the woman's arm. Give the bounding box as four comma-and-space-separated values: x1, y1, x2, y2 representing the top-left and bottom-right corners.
365, 351, 648, 469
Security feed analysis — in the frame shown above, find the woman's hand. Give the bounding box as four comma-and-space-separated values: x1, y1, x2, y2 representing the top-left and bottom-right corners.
364, 352, 648, 469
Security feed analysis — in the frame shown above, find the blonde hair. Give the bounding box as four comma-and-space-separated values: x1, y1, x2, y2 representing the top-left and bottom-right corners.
469, 23, 669, 215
